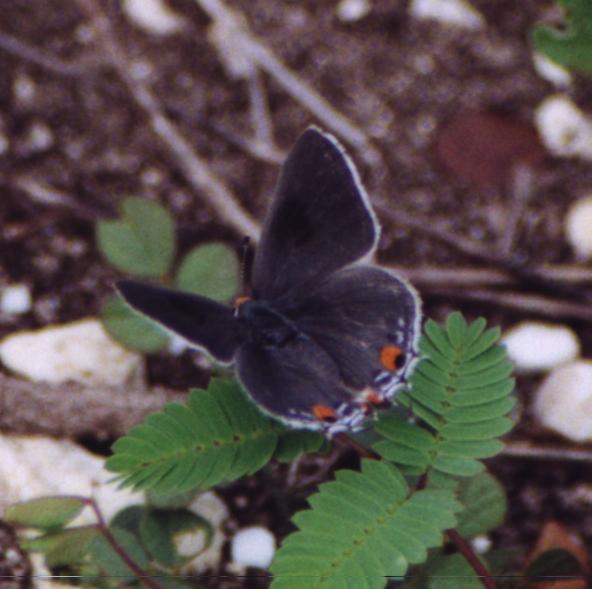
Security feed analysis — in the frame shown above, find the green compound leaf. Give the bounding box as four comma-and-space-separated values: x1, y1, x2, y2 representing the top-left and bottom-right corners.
274, 430, 326, 463
456, 472, 508, 539
23, 526, 100, 567
106, 379, 279, 493
5, 496, 86, 530
373, 313, 514, 485
176, 242, 240, 301
97, 197, 175, 277
532, 0, 592, 72
139, 508, 213, 568
89, 527, 149, 578
102, 294, 169, 353
270, 459, 461, 589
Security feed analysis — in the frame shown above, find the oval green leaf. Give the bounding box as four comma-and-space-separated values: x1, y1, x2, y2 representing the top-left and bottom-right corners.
5, 496, 86, 530
102, 294, 169, 353
97, 197, 175, 277
176, 242, 239, 301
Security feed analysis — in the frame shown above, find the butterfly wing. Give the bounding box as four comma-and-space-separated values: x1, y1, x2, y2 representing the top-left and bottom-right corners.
235, 335, 367, 431
277, 265, 421, 399
116, 280, 240, 363
252, 128, 379, 300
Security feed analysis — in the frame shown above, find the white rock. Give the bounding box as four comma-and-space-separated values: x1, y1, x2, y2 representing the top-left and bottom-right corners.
0, 318, 144, 386
0, 434, 142, 524
471, 534, 492, 554
231, 526, 276, 569
565, 196, 592, 260
0, 284, 32, 315
502, 322, 580, 373
409, 0, 484, 30
336, 0, 371, 22
122, 0, 187, 36
532, 53, 572, 88
184, 492, 229, 572
533, 361, 592, 442
535, 94, 592, 160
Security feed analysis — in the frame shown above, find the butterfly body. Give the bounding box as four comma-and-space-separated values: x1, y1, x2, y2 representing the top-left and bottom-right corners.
117, 128, 421, 435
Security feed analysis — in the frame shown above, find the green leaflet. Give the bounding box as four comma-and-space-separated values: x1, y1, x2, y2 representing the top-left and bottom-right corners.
532, 0, 592, 73
270, 460, 461, 589
373, 313, 514, 483
106, 379, 279, 492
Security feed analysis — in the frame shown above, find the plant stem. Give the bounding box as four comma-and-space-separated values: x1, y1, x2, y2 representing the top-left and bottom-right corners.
446, 528, 498, 589
86, 498, 163, 589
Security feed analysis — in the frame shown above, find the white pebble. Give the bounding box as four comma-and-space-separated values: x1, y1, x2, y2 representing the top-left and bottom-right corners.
532, 53, 572, 88
409, 0, 484, 30
0, 434, 143, 524
565, 196, 592, 260
0, 284, 32, 315
471, 534, 492, 554
533, 361, 592, 442
535, 94, 592, 160
231, 526, 276, 569
502, 322, 580, 373
0, 318, 144, 386
122, 0, 187, 36
13, 73, 35, 105
336, 0, 371, 22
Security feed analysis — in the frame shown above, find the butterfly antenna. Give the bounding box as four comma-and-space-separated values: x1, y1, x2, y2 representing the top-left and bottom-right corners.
239, 236, 253, 296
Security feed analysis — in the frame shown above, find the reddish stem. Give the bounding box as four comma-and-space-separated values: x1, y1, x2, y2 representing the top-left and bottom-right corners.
334, 433, 380, 459
86, 498, 163, 589
446, 528, 498, 589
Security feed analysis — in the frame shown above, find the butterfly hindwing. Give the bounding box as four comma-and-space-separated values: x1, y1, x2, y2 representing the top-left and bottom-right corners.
252, 128, 379, 300
116, 280, 240, 363
276, 265, 421, 399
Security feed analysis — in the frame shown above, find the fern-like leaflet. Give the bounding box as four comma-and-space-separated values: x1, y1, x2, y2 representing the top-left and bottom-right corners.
106, 379, 279, 492
270, 459, 461, 589
373, 312, 515, 485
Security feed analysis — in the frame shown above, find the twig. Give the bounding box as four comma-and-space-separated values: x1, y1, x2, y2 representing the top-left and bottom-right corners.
379, 206, 592, 304
428, 287, 592, 321
503, 441, 592, 462
87, 498, 164, 589
248, 68, 274, 146
0, 29, 105, 77
194, 0, 380, 163
334, 433, 380, 460
390, 264, 592, 287
499, 165, 535, 256
76, 0, 261, 240
0, 373, 185, 439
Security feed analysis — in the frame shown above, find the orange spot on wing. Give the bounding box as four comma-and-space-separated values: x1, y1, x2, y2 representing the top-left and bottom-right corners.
312, 404, 337, 421
366, 390, 384, 405
234, 296, 252, 309
380, 345, 403, 372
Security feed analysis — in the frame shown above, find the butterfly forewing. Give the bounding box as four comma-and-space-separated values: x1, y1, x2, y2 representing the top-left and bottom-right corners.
117, 280, 240, 363
252, 128, 379, 300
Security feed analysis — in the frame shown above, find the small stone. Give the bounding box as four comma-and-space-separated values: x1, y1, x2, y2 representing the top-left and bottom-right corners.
565, 196, 592, 260
122, 0, 187, 36
409, 0, 484, 30
231, 526, 276, 569
0, 434, 143, 523
532, 53, 572, 88
0, 318, 144, 386
336, 0, 371, 22
535, 94, 592, 160
471, 534, 492, 554
533, 361, 592, 442
502, 322, 580, 373
0, 284, 32, 315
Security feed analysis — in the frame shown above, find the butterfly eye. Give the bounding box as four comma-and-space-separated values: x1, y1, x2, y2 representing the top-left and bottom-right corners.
312, 404, 337, 423
380, 345, 406, 372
